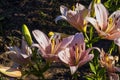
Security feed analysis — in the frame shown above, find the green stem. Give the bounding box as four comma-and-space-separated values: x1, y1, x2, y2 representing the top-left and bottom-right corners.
84, 31, 89, 41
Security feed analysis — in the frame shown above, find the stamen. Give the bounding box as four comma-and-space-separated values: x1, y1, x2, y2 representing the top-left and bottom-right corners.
72, 5, 75, 11
104, 54, 109, 62
51, 39, 55, 54
109, 18, 113, 24
75, 43, 79, 64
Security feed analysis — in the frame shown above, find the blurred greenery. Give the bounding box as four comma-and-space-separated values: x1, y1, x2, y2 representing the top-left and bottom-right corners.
104, 0, 120, 12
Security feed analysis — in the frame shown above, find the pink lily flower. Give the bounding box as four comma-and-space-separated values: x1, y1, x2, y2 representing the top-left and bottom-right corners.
6, 37, 32, 65
55, 3, 89, 32
100, 49, 120, 80
86, 3, 120, 40
32, 30, 74, 62
58, 33, 99, 74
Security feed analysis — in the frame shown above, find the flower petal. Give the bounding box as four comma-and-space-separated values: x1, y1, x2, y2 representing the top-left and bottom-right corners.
32, 30, 50, 50
75, 3, 86, 11
0, 66, 22, 78
21, 37, 32, 56
110, 10, 120, 29
59, 35, 74, 49
55, 15, 67, 23
85, 17, 100, 32
95, 3, 108, 30
69, 33, 84, 47
58, 48, 70, 64
78, 54, 94, 67
114, 37, 120, 46
115, 67, 120, 72
32, 43, 47, 57
106, 31, 120, 40
7, 51, 29, 65
60, 5, 68, 16
70, 66, 78, 75
109, 73, 119, 80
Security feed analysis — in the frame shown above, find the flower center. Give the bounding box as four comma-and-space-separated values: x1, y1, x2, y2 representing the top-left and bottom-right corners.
50, 34, 61, 54
105, 18, 113, 33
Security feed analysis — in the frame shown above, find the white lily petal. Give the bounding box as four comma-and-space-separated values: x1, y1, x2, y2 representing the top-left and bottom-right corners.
85, 17, 100, 31
58, 48, 70, 64
60, 5, 68, 16
32, 30, 50, 50
70, 66, 78, 75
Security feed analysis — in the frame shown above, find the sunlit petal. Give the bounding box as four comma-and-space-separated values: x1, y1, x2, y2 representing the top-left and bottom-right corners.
32, 30, 50, 50
0, 66, 22, 78
95, 3, 108, 30
58, 48, 70, 64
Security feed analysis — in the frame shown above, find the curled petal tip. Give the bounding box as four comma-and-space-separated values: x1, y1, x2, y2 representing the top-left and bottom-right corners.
55, 16, 67, 24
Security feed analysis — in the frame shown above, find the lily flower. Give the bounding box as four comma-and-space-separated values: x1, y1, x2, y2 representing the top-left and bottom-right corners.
6, 37, 32, 65
32, 30, 74, 62
86, 3, 120, 40
99, 49, 120, 80
58, 33, 99, 74
55, 3, 89, 32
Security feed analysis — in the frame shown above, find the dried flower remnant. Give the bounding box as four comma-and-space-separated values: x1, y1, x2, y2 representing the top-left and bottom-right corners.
99, 49, 120, 80
6, 38, 32, 65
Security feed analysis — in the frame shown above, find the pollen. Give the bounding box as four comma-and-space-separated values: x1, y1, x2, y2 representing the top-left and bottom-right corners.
48, 31, 54, 37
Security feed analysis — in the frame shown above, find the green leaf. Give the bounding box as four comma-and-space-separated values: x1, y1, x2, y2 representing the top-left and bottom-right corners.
89, 62, 96, 74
